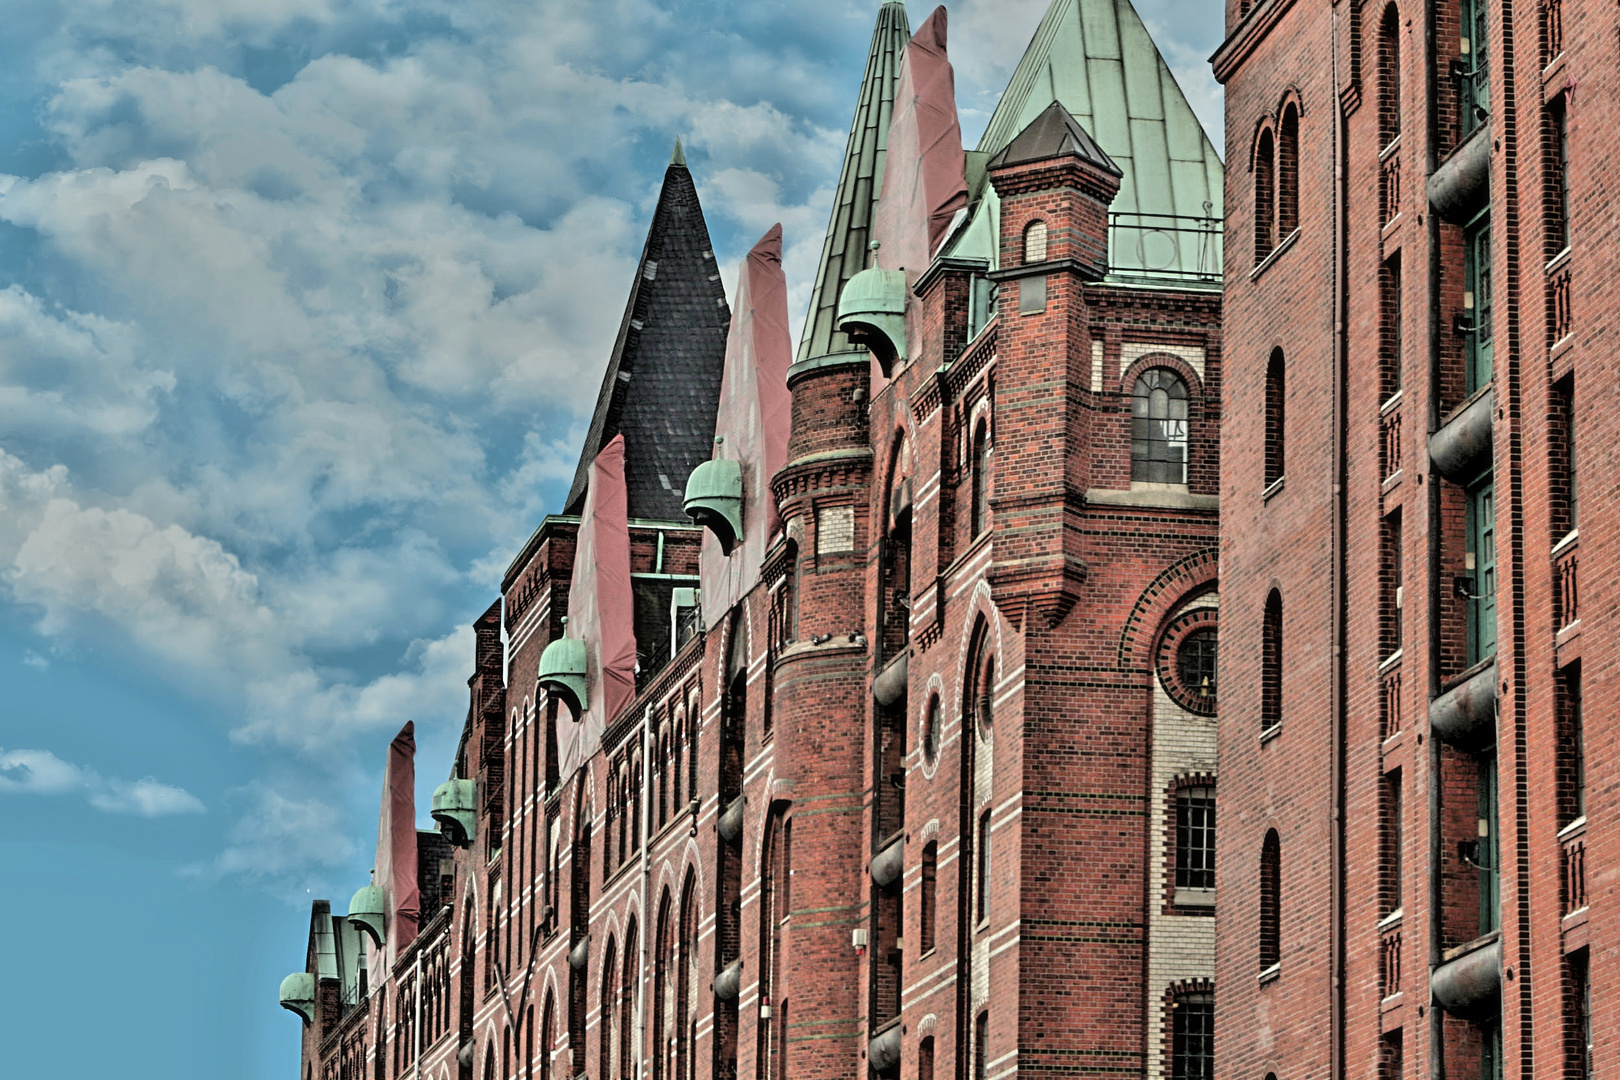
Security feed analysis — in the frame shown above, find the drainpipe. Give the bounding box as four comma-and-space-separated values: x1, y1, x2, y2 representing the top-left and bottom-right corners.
414, 946, 424, 1079
638, 706, 653, 1080
1423, 2, 1446, 1078
1329, 6, 1349, 1080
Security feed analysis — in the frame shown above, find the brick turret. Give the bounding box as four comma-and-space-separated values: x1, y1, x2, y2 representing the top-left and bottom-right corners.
983, 103, 1122, 628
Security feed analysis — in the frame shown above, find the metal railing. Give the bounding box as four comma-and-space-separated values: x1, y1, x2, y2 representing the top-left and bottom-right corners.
1562, 820, 1586, 915
1556, 536, 1579, 629
1107, 212, 1224, 284
1380, 924, 1403, 999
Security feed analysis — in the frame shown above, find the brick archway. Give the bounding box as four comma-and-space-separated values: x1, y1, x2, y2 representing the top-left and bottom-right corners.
1116, 547, 1219, 672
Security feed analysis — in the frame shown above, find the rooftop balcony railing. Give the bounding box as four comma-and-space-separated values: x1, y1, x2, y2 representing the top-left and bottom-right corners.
1107, 213, 1223, 284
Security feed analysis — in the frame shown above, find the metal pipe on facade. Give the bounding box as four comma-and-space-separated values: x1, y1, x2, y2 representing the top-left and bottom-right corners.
1423, 3, 1446, 1078
638, 705, 653, 1080
1329, 6, 1349, 1079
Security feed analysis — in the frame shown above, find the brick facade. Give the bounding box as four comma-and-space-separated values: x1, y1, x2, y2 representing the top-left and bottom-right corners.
287, 5, 1228, 1080
1213, 0, 1603, 1077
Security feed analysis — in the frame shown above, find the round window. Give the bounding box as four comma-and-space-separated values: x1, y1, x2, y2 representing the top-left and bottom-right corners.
1156, 608, 1218, 716
1177, 628, 1218, 705
922, 693, 941, 765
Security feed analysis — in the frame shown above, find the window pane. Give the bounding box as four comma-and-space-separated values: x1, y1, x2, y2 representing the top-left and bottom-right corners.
1175, 788, 1216, 890
1171, 993, 1214, 1080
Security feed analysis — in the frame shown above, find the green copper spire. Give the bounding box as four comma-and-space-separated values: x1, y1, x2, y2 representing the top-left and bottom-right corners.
796, 1, 911, 363
671, 136, 686, 167
946, 0, 1224, 283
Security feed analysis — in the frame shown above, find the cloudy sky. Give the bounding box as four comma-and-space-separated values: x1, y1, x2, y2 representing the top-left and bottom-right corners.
0, 0, 1223, 1074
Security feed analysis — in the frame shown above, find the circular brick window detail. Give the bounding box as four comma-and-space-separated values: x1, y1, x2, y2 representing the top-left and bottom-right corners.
1157, 608, 1219, 716
920, 693, 941, 769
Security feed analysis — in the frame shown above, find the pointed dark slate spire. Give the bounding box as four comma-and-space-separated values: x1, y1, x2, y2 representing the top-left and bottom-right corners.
987, 101, 1121, 176
796, 1, 911, 364
565, 154, 731, 520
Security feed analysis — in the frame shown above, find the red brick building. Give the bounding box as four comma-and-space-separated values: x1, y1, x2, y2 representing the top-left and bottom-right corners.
1212, 0, 1596, 1077
281, 3, 1229, 1080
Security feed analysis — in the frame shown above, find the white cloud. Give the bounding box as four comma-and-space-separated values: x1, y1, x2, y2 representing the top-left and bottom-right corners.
186, 783, 357, 893
0, 0, 1225, 889
0, 746, 205, 816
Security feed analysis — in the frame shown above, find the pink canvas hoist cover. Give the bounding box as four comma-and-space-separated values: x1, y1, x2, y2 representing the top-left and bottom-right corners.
369, 721, 419, 981
700, 224, 794, 629
554, 434, 637, 783
871, 6, 968, 282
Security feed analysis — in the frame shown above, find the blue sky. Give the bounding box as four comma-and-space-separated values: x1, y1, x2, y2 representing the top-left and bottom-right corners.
0, 0, 1223, 1075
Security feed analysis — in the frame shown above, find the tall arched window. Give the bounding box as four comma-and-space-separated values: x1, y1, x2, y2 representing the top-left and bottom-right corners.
1254, 128, 1276, 261
620, 919, 638, 1080
970, 419, 992, 538
540, 992, 554, 1080
1260, 829, 1281, 969
974, 1012, 990, 1080
1131, 370, 1190, 485
601, 936, 619, 1080
920, 840, 938, 953
1378, 4, 1402, 148
1264, 350, 1285, 486
1262, 591, 1283, 731
883, 435, 914, 660
569, 796, 593, 1079
654, 890, 674, 1080
677, 872, 699, 1080
525, 1005, 535, 1080
1023, 219, 1048, 263
1278, 105, 1300, 238
758, 806, 792, 1080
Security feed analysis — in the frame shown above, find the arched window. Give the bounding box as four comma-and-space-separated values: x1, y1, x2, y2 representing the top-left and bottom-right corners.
1260, 829, 1281, 969
1261, 591, 1283, 731
525, 1005, 535, 1080
654, 890, 674, 1080
676, 872, 699, 1080
883, 435, 914, 660
920, 840, 938, 953
1132, 370, 1190, 485
1023, 219, 1048, 263
601, 937, 619, 1080
1264, 350, 1285, 486
544, 700, 559, 794
1378, 4, 1402, 148
922, 692, 941, 766
974, 1012, 990, 1080
970, 418, 992, 538
540, 992, 555, 1080
1254, 127, 1276, 261
620, 919, 638, 1080
460, 906, 477, 1080
1278, 105, 1300, 238
569, 795, 593, 1079
758, 806, 791, 1080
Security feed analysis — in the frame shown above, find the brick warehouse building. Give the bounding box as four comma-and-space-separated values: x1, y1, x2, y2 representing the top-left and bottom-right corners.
1212, 0, 1604, 1076
281, 3, 1231, 1080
